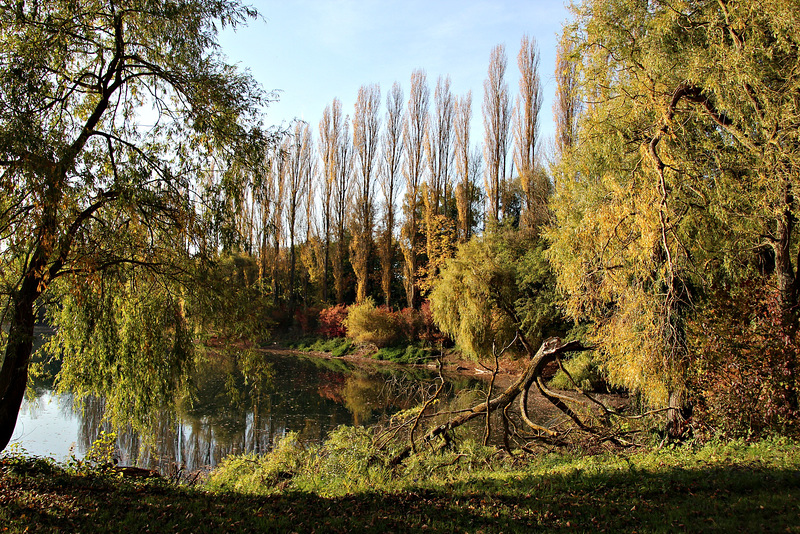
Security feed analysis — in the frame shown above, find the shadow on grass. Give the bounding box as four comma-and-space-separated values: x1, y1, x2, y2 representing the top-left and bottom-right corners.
1, 460, 799, 533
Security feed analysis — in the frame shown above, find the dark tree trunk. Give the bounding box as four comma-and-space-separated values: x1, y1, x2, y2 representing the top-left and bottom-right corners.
772, 188, 800, 412
0, 283, 37, 452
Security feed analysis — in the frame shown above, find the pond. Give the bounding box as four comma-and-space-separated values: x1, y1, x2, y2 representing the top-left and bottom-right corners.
10, 348, 494, 473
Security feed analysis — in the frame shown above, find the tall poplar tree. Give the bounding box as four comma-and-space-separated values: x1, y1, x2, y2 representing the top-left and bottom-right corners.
318, 100, 344, 303
284, 122, 313, 307
482, 45, 511, 224
513, 34, 547, 230
379, 82, 405, 307
553, 33, 581, 161
333, 114, 353, 304
351, 84, 381, 303
401, 69, 429, 308
454, 92, 480, 242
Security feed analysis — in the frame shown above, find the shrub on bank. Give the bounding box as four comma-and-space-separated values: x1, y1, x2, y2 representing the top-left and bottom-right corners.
343, 299, 447, 348
344, 299, 400, 348
318, 304, 348, 338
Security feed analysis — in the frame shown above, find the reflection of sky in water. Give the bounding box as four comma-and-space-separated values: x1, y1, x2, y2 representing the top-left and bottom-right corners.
11, 391, 81, 462
7, 352, 491, 471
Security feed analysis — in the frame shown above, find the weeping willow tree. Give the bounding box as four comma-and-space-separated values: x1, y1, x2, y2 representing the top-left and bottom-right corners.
0, 0, 270, 452
430, 229, 562, 360
548, 0, 800, 427
409, 229, 583, 454
48, 268, 194, 434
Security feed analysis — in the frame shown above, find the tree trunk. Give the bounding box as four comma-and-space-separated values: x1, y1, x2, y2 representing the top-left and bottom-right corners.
772, 187, 799, 412
0, 283, 37, 452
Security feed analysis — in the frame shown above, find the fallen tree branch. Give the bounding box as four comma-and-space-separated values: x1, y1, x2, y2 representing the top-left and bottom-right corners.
388, 338, 590, 467
409, 359, 445, 454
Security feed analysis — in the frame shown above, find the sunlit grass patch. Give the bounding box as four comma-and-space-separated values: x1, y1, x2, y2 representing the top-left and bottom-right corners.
2, 436, 799, 533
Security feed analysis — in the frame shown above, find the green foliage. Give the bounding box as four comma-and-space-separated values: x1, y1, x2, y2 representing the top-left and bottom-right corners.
46, 270, 194, 437
330, 339, 354, 358
190, 253, 274, 342
429, 229, 564, 360
372, 344, 433, 364
206, 432, 307, 493
293, 337, 354, 357
207, 426, 390, 497
0, 444, 61, 478
303, 426, 387, 495
344, 299, 400, 347
548, 353, 606, 392
83, 431, 119, 470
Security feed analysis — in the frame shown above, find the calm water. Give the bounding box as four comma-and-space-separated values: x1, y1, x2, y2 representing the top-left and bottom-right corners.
10, 350, 488, 472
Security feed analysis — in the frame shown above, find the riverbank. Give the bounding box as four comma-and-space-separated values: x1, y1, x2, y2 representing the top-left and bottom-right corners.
263, 341, 626, 429
264, 340, 529, 387
1, 437, 798, 532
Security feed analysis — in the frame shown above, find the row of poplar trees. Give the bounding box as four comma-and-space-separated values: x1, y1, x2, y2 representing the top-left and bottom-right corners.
219, 36, 552, 312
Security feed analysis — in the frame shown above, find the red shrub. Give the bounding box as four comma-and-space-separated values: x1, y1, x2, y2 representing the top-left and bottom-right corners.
318, 304, 349, 338
419, 300, 447, 345
396, 306, 423, 342
688, 281, 800, 437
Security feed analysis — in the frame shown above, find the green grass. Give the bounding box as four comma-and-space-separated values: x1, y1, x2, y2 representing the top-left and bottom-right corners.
373, 343, 435, 364
291, 336, 354, 357
1, 437, 799, 533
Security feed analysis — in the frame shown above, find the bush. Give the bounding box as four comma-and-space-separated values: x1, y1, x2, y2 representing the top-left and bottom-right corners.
318, 304, 349, 338
344, 299, 400, 348
688, 282, 800, 438
394, 302, 447, 346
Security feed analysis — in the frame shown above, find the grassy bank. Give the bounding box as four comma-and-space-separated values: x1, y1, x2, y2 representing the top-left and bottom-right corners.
1, 437, 798, 533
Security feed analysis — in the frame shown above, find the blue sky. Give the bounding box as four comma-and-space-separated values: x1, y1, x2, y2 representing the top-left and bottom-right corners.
219, 0, 573, 149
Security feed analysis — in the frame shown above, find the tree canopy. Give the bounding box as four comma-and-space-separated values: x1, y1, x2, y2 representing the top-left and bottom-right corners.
548, 0, 800, 419
0, 0, 270, 452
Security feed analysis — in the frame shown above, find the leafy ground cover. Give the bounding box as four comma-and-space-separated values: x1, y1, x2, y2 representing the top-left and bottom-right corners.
291, 337, 355, 358
1, 437, 798, 533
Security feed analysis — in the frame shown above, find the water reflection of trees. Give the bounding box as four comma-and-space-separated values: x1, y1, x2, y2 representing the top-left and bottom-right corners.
55, 350, 490, 471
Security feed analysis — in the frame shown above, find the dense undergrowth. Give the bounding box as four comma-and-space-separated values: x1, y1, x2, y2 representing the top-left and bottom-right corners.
2, 434, 798, 533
